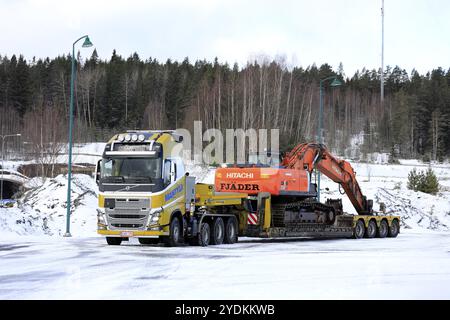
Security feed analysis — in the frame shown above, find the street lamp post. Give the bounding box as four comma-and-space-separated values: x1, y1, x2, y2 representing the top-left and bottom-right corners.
64, 35, 93, 237
317, 76, 342, 202
1, 134, 21, 207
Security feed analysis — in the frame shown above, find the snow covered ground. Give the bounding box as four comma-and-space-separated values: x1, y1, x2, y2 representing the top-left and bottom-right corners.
0, 230, 449, 299
1, 148, 450, 299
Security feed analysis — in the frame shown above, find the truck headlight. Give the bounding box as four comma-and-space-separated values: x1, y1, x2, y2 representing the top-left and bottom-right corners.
151, 208, 162, 222
147, 208, 163, 227
97, 208, 107, 225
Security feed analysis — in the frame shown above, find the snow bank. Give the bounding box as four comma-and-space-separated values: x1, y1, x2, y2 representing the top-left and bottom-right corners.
0, 174, 98, 238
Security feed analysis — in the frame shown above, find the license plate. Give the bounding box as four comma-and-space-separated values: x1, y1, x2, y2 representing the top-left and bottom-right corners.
121, 231, 134, 237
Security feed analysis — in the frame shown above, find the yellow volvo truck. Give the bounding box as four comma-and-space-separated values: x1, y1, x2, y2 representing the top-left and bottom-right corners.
95, 130, 249, 246
95, 130, 400, 246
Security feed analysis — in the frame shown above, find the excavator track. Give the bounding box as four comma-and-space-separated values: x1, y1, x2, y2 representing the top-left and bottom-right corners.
272, 199, 336, 227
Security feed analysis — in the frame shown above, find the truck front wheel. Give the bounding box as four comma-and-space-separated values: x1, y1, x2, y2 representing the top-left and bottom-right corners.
163, 217, 182, 247
106, 237, 122, 245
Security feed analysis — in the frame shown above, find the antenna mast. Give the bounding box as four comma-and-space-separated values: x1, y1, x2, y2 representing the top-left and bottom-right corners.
381, 0, 385, 104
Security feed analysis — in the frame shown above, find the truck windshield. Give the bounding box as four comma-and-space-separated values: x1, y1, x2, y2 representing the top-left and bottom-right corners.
101, 157, 161, 182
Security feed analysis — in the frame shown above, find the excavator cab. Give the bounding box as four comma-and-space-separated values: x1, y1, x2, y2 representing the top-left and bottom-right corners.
247, 150, 281, 167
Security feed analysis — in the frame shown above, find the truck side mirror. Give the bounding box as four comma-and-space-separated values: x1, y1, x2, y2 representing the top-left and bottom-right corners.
94, 159, 101, 185
171, 162, 177, 183
164, 160, 171, 185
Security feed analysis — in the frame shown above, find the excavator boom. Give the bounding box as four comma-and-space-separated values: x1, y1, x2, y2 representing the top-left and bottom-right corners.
282, 143, 373, 215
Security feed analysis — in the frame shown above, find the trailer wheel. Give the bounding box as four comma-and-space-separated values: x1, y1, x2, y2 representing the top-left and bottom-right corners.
364, 220, 377, 238
388, 219, 400, 238
163, 217, 182, 247
198, 222, 211, 247
354, 220, 365, 239
211, 217, 225, 245
106, 237, 122, 245
224, 216, 238, 244
377, 220, 389, 238
138, 238, 159, 245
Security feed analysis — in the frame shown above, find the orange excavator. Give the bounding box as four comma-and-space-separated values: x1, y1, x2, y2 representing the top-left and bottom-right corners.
215, 142, 373, 227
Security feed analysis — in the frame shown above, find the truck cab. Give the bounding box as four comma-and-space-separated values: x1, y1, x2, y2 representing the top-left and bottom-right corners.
95, 130, 187, 245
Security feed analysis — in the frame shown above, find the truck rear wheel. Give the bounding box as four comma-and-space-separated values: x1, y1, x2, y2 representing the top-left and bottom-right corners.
106, 237, 122, 245
224, 216, 238, 244
211, 217, 225, 245
163, 217, 182, 247
354, 220, 365, 239
198, 221, 211, 247
388, 219, 400, 238
365, 220, 377, 238
377, 220, 389, 238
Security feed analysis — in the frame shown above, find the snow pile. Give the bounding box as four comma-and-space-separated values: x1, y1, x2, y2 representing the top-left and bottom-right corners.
375, 188, 449, 230
0, 174, 98, 237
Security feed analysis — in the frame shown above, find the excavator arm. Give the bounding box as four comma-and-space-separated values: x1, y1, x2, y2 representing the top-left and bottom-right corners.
282, 143, 373, 215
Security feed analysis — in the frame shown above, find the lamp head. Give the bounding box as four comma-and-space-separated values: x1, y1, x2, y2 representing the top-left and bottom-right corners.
330, 78, 342, 87
82, 36, 93, 48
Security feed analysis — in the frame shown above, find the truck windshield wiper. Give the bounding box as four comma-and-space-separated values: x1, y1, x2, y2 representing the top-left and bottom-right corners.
102, 176, 125, 183
128, 176, 153, 183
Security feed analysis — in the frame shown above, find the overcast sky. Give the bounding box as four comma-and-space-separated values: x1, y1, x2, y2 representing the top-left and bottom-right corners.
1, 0, 449, 76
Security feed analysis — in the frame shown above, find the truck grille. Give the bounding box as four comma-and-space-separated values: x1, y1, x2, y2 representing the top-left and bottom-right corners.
105, 198, 151, 231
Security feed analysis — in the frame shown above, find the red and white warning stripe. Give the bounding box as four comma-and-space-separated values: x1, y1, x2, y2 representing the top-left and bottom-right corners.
247, 212, 259, 225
